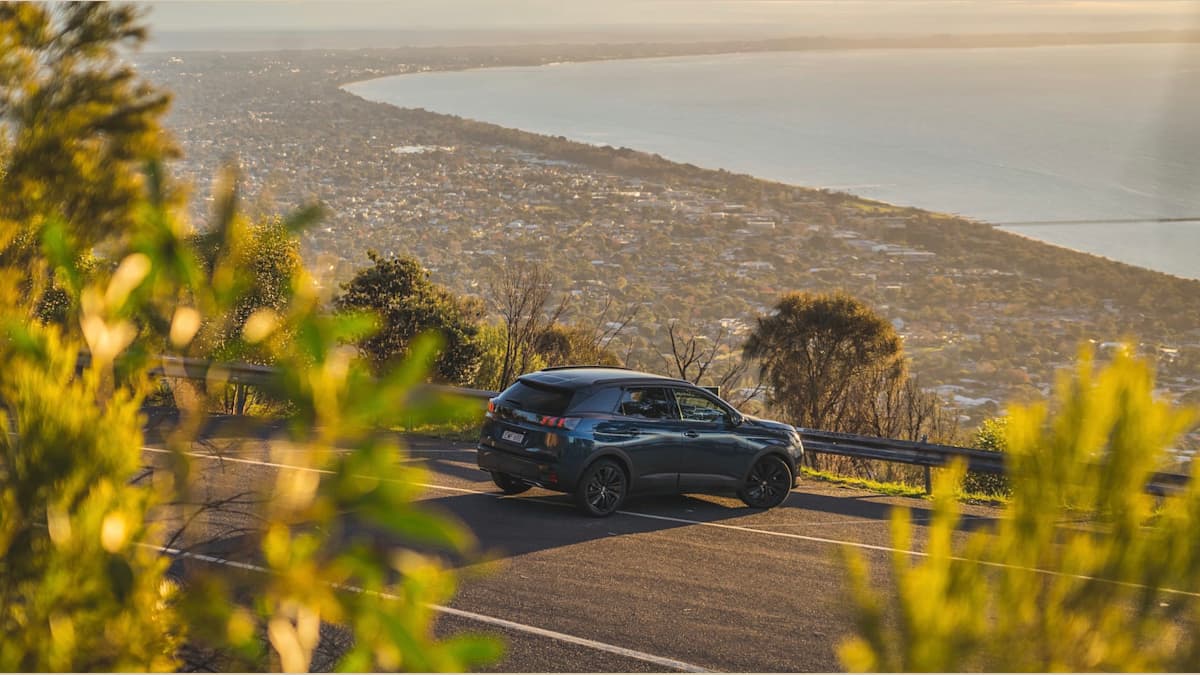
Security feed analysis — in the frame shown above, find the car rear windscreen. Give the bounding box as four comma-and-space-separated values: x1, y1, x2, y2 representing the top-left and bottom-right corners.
497, 380, 575, 416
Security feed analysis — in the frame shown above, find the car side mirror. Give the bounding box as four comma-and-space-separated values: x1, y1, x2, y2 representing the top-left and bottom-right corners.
726, 412, 743, 427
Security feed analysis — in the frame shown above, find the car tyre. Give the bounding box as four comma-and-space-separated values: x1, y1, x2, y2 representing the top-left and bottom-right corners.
738, 455, 792, 509
574, 459, 627, 517
491, 472, 532, 495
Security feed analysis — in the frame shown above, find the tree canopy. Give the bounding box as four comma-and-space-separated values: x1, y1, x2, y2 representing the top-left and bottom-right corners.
335, 251, 483, 384
535, 322, 621, 369
743, 291, 904, 432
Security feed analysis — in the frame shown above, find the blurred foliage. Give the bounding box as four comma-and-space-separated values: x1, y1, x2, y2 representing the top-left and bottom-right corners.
335, 251, 483, 385
840, 347, 1200, 671
0, 2, 178, 324
191, 205, 304, 364
0, 2, 500, 671
0, 324, 180, 671
192, 198, 306, 414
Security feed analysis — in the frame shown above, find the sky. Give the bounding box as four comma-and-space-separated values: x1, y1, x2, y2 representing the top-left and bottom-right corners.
142, 1, 1200, 37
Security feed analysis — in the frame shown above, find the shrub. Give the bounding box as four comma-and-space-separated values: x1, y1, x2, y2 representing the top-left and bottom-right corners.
840, 346, 1200, 671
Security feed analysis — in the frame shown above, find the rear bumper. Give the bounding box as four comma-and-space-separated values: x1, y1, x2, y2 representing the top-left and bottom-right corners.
477, 444, 564, 491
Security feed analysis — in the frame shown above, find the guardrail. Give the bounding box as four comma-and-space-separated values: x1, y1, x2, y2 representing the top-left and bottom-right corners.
800, 427, 1190, 496
76, 353, 496, 401
799, 428, 1005, 473
80, 354, 1190, 495
798, 427, 1004, 494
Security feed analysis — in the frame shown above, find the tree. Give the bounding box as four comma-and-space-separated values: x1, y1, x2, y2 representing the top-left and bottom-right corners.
470, 321, 527, 391
661, 320, 758, 405
2, 192, 499, 670
852, 371, 957, 443
847, 371, 959, 483
840, 347, 1200, 671
485, 264, 566, 389
743, 291, 904, 434
335, 251, 482, 385
534, 322, 621, 368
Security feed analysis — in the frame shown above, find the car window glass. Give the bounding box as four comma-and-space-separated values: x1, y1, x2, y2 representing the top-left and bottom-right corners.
496, 380, 574, 416
569, 386, 622, 414
617, 387, 678, 420
674, 390, 727, 423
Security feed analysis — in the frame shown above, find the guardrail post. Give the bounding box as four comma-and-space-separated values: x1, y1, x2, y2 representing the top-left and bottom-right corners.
924, 466, 932, 495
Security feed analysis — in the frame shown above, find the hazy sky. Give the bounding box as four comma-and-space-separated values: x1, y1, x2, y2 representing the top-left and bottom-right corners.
143, 1, 1200, 36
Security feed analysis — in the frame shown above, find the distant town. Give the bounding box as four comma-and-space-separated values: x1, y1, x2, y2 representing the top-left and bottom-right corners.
139, 39, 1200, 447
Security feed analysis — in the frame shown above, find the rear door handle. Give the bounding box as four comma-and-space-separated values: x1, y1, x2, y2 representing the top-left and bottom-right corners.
683, 430, 700, 438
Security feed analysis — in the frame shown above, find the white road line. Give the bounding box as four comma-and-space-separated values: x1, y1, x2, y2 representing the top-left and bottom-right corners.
143, 445, 337, 475
137, 444, 991, 556
155, 541, 709, 671
141, 445, 485, 495
431, 604, 710, 672
720, 513, 997, 529
142, 444, 1200, 599
612, 508, 907, 553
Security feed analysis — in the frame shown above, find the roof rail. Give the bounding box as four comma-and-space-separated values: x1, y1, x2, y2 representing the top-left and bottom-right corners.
539, 364, 636, 372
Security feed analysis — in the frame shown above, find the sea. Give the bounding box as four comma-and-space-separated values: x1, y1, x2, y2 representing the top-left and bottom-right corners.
345, 43, 1200, 280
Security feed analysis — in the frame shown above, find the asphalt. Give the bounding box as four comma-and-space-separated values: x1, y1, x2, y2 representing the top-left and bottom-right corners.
141, 433, 1004, 672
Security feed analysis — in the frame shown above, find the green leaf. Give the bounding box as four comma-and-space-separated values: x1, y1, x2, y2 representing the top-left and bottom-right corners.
365, 506, 473, 554
106, 555, 134, 603
441, 634, 506, 665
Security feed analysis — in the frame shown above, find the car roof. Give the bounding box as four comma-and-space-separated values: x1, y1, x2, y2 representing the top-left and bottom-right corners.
520, 366, 689, 389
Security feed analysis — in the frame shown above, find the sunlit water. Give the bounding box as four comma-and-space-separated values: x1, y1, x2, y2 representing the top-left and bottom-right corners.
346, 44, 1200, 279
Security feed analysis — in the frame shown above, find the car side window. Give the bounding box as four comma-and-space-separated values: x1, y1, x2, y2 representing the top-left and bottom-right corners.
674, 389, 728, 423
617, 387, 678, 420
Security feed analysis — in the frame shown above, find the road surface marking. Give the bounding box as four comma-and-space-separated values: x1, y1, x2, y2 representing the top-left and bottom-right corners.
141, 444, 1200, 599
155, 543, 710, 672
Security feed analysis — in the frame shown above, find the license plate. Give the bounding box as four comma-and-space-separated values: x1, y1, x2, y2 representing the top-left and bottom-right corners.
501, 430, 525, 444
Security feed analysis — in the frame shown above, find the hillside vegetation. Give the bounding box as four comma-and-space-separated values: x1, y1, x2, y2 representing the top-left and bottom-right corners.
141, 45, 1200, 430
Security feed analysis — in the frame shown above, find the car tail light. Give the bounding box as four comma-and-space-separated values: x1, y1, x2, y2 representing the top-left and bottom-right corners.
486, 399, 496, 418
539, 415, 581, 431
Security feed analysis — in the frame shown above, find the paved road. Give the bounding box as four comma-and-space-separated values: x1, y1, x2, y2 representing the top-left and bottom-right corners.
141, 431, 1002, 672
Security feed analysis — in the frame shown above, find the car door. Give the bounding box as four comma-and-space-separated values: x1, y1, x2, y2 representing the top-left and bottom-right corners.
671, 388, 749, 491
603, 386, 684, 493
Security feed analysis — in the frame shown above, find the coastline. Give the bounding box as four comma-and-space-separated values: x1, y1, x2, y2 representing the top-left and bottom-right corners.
335, 28, 1200, 88
339, 40, 1200, 281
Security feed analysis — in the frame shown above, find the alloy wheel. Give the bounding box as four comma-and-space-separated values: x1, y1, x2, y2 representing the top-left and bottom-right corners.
576, 460, 626, 516
739, 456, 792, 509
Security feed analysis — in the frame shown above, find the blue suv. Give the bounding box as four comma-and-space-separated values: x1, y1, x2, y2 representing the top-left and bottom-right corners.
477, 367, 804, 516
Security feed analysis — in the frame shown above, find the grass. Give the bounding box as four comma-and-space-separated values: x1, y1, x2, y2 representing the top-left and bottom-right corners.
801, 467, 1010, 505
396, 418, 483, 443
800, 467, 929, 498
